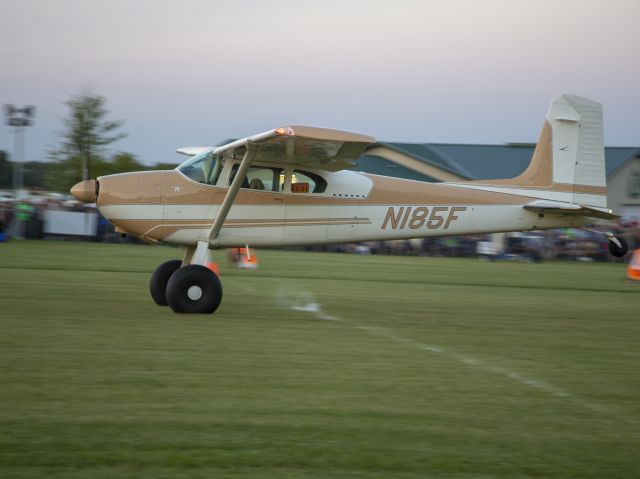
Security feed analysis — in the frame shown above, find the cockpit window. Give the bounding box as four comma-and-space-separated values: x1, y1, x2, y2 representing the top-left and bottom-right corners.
229, 164, 283, 192
292, 170, 327, 193
176, 151, 224, 185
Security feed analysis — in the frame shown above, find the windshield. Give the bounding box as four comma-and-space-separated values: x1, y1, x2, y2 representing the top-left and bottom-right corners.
176, 150, 224, 185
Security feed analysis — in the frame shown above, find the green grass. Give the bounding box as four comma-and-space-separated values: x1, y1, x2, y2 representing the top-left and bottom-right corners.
0, 240, 639, 478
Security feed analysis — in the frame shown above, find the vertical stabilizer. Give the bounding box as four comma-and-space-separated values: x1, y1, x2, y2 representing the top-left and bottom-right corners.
468, 95, 608, 208
547, 95, 606, 207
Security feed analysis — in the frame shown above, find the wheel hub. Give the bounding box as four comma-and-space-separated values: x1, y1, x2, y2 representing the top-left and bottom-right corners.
187, 285, 203, 301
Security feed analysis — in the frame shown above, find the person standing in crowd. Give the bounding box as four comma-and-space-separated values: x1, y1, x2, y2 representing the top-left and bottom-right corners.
15, 200, 34, 239
0, 203, 7, 242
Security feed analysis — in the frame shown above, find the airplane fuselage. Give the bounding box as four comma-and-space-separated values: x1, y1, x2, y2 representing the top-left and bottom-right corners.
96, 167, 588, 248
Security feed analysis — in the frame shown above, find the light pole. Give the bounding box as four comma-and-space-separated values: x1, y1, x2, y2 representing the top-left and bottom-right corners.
4, 104, 35, 199
4, 105, 35, 239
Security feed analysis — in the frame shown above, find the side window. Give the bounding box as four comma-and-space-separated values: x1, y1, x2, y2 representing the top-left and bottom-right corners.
229, 165, 283, 192
292, 170, 327, 193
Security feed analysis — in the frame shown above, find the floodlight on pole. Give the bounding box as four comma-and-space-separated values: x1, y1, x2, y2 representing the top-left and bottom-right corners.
4, 104, 35, 199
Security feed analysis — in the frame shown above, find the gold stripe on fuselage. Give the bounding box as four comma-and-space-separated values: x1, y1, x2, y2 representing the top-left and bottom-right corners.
110, 217, 372, 242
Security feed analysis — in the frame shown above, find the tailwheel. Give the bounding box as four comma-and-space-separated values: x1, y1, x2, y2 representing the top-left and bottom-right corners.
149, 259, 182, 306
608, 236, 628, 258
580, 228, 629, 259
166, 264, 223, 314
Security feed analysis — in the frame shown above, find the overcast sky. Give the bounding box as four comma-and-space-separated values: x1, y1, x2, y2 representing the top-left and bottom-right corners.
1, 0, 639, 166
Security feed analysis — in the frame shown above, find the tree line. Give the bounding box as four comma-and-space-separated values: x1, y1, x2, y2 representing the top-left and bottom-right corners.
0, 93, 177, 192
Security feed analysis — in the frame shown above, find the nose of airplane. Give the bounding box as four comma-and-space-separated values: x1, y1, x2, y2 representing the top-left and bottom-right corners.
70, 179, 98, 203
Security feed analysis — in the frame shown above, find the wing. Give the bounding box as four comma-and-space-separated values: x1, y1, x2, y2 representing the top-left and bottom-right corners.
186, 126, 375, 251
523, 200, 620, 220
176, 146, 212, 157
212, 125, 375, 172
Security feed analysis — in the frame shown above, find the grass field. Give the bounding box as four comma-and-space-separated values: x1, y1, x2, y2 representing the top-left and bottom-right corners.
1, 240, 639, 478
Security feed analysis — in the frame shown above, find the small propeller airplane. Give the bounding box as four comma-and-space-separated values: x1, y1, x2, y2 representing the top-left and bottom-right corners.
71, 94, 627, 314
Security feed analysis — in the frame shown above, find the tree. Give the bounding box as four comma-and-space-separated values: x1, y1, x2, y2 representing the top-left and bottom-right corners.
110, 152, 145, 174
90, 152, 147, 178
47, 93, 126, 191
22, 161, 47, 189
0, 150, 12, 189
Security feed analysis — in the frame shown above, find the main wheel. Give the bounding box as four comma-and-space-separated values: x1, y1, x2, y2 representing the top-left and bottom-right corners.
609, 237, 628, 257
150, 259, 182, 306
166, 264, 223, 314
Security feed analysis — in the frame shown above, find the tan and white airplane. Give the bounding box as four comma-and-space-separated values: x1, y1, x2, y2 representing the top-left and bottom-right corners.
71, 94, 627, 314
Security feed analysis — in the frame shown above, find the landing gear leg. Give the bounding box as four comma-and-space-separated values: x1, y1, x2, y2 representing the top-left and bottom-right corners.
580, 228, 628, 258
182, 245, 196, 266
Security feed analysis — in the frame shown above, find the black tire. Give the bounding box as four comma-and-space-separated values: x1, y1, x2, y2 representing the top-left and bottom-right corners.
609, 237, 628, 258
166, 264, 223, 314
149, 260, 182, 306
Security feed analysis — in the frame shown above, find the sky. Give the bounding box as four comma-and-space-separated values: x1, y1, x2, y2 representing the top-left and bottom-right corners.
1, 0, 639, 166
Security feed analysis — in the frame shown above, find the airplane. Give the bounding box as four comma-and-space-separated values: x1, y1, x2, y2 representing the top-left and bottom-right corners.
70, 94, 628, 314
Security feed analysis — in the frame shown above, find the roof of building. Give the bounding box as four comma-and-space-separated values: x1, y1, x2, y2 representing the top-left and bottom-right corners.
362, 142, 640, 181
373, 142, 475, 179
604, 147, 640, 175
429, 143, 534, 180
216, 136, 639, 181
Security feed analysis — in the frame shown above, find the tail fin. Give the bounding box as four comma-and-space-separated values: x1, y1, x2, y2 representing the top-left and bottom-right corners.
479, 95, 608, 208
546, 95, 607, 207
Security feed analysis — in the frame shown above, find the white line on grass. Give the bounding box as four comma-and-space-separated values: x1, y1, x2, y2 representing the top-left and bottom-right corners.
276, 289, 608, 413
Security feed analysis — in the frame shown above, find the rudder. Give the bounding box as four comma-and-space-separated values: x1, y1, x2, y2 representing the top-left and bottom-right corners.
547, 95, 607, 207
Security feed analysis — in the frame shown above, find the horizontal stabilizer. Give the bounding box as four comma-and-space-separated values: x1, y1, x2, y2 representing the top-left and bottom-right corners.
523, 200, 619, 220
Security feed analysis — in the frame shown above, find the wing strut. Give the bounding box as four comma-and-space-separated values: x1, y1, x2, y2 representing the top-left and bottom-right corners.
189, 147, 257, 266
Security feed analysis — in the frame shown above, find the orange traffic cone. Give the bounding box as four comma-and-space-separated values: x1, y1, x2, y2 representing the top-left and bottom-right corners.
627, 249, 640, 281
238, 247, 259, 269
206, 262, 220, 277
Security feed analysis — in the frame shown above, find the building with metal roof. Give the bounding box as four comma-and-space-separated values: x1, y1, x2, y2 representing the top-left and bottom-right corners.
358, 142, 640, 220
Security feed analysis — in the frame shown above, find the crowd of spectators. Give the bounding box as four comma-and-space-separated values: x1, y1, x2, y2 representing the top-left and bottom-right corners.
0, 196, 116, 242
301, 221, 639, 263
0, 197, 49, 240
1, 196, 638, 262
